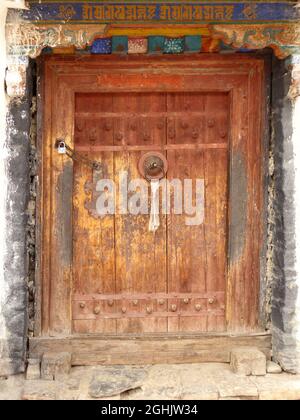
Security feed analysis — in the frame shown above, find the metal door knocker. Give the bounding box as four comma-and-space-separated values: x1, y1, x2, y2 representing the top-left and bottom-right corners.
138, 152, 168, 182
138, 152, 168, 233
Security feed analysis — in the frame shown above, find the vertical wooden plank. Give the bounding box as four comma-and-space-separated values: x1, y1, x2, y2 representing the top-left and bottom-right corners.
227, 76, 252, 332
49, 73, 74, 334
114, 93, 168, 333
167, 92, 228, 333
247, 62, 264, 330
73, 93, 116, 334
205, 93, 229, 332
39, 58, 51, 335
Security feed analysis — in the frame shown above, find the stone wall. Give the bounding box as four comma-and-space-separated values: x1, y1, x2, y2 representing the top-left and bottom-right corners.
0, 2, 10, 377
271, 55, 300, 373
0, 0, 29, 377
0, 64, 32, 376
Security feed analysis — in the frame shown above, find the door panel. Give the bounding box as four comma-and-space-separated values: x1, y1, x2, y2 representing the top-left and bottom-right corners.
72, 90, 228, 334
40, 56, 265, 336
166, 93, 228, 333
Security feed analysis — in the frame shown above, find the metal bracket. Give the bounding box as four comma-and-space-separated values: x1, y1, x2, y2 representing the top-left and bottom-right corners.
55, 139, 102, 171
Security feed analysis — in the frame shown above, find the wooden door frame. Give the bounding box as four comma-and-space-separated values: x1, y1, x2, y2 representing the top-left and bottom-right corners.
36, 54, 266, 337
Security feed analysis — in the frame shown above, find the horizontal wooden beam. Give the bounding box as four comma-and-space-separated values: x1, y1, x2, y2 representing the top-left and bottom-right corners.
30, 332, 272, 366
75, 112, 228, 118
75, 143, 228, 152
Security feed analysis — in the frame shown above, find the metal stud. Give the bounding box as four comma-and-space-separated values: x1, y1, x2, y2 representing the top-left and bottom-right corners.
108, 300, 114, 307
146, 307, 152, 314
90, 129, 97, 142
207, 119, 215, 128
183, 298, 189, 304
121, 307, 127, 314
168, 128, 176, 140
220, 129, 227, 138
208, 298, 215, 305
79, 302, 85, 309
192, 128, 199, 139
94, 306, 101, 315
133, 300, 138, 306
171, 304, 177, 312
158, 299, 165, 305
104, 122, 112, 131
115, 132, 123, 141
195, 304, 202, 311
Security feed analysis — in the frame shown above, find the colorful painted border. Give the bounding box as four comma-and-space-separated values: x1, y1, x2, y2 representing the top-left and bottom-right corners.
22, 2, 299, 24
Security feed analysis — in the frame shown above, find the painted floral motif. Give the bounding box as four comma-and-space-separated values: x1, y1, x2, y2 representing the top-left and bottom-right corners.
57, 5, 76, 21
164, 37, 185, 54
91, 38, 112, 54
243, 4, 257, 20
128, 38, 148, 54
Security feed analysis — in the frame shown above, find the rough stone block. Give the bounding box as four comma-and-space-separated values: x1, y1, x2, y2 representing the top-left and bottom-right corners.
22, 380, 57, 400
230, 347, 266, 376
217, 376, 259, 398
41, 352, 72, 381
267, 361, 282, 374
181, 384, 219, 400
89, 366, 147, 398
251, 374, 300, 400
26, 359, 40, 380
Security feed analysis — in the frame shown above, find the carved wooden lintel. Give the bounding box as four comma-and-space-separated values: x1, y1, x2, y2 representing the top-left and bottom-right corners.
6, 22, 107, 58
212, 23, 300, 59
5, 19, 300, 97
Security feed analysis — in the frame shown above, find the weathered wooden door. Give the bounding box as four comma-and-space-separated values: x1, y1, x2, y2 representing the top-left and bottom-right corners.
40, 56, 265, 337
72, 90, 228, 334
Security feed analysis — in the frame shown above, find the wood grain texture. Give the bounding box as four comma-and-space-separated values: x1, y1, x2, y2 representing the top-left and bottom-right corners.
29, 333, 272, 365
72, 91, 228, 334
40, 55, 266, 338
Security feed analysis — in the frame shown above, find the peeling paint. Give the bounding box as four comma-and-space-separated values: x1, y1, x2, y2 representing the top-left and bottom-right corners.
56, 162, 73, 267
6, 10, 107, 59
229, 151, 247, 264
288, 64, 300, 101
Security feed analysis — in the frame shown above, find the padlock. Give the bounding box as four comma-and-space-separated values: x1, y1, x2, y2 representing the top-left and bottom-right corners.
57, 140, 66, 154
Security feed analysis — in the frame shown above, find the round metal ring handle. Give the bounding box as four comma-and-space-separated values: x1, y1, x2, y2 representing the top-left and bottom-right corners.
138, 152, 168, 182
144, 160, 165, 183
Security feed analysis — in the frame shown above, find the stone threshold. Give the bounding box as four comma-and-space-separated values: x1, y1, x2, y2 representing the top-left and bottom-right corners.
1, 363, 300, 400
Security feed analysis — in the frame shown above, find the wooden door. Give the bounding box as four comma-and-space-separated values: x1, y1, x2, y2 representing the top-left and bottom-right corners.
39, 56, 265, 337
72, 90, 228, 334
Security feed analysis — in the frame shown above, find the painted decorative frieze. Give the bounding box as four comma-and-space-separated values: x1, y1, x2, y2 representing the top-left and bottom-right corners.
91, 37, 112, 54
6, 21, 106, 57
213, 23, 300, 59
163, 37, 185, 54
22, 2, 299, 24
128, 38, 148, 54
4, 1, 300, 97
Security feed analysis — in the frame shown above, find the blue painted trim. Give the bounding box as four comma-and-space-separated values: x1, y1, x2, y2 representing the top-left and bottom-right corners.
22, 2, 299, 24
